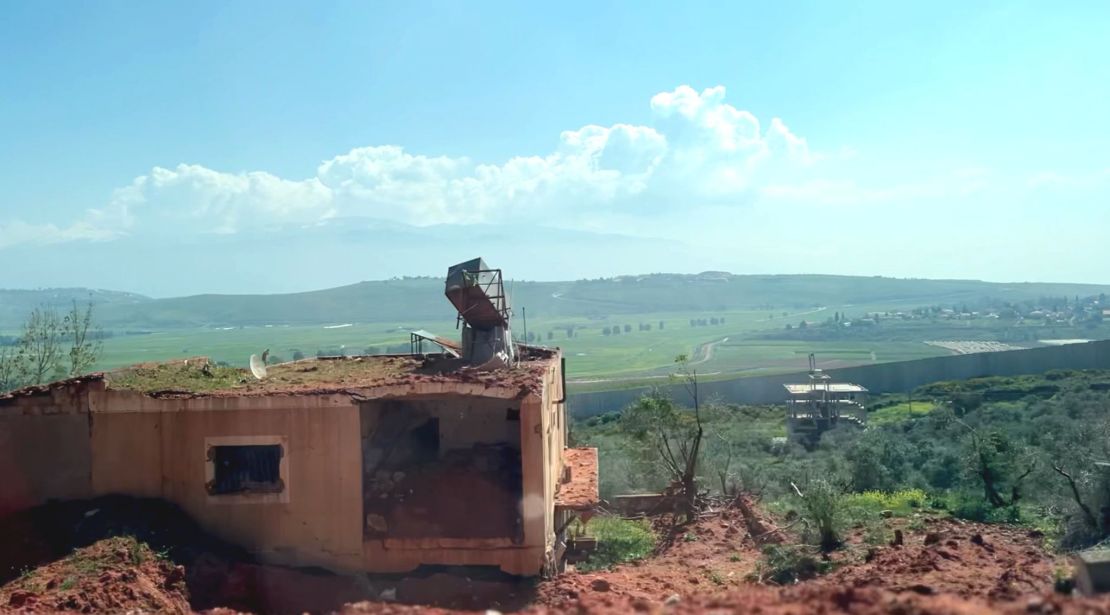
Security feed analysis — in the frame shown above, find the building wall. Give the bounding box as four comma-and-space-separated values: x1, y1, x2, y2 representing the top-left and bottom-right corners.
1, 353, 567, 577
518, 355, 567, 575
90, 410, 161, 498
569, 339, 1110, 416
355, 352, 565, 577
0, 383, 94, 514
430, 397, 521, 452
86, 391, 365, 571
359, 396, 523, 546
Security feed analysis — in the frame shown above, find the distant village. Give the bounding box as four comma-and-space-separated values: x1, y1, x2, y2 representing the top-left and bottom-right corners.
797, 293, 1108, 331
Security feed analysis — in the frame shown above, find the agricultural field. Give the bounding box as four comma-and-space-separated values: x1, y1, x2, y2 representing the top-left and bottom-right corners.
6, 272, 1110, 391
88, 306, 955, 384
91, 320, 453, 371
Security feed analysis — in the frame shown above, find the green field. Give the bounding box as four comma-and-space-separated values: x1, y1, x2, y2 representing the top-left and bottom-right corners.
6, 272, 1110, 392
90, 307, 957, 384
93, 320, 450, 370
84, 305, 902, 377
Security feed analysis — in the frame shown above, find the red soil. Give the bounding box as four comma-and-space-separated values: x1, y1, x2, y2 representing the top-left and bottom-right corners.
528, 513, 1110, 615
0, 536, 189, 614
6, 496, 1110, 614
554, 448, 600, 510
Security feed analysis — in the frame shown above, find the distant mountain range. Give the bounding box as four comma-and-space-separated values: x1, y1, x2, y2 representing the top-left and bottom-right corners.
4, 273, 1109, 330
0, 219, 689, 297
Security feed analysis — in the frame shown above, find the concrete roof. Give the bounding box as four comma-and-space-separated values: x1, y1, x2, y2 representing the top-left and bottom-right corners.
555, 447, 600, 511
2, 348, 559, 401
783, 383, 868, 394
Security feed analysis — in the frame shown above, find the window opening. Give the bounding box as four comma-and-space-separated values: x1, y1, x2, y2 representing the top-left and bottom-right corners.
207, 444, 284, 495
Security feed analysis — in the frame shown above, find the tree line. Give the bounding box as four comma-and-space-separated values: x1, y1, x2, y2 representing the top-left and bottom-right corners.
574, 367, 1110, 553
0, 301, 101, 393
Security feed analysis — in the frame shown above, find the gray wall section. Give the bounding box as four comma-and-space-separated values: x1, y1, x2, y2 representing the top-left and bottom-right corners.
0, 414, 93, 514
568, 340, 1110, 417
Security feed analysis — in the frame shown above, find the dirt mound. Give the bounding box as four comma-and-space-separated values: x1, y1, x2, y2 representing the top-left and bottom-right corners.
529, 511, 1110, 615
6, 495, 1110, 614
0, 495, 546, 614
825, 517, 1051, 600
0, 536, 189, 614
536, 506, 764, 610
0, 494, 259, 611
0, 495, 405, 614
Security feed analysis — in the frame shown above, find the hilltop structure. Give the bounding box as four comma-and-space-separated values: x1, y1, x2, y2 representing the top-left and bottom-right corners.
784, 354, 868, 444
0, 259, 597, 577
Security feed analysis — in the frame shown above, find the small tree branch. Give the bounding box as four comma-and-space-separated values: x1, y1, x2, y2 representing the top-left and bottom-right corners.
1053, 463, 1098, 530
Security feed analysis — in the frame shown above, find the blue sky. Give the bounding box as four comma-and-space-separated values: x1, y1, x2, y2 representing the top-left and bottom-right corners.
2, 1, 1109, 295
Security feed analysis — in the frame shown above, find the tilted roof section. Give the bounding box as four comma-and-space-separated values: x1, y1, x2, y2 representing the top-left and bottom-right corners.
555, 447, 600, 511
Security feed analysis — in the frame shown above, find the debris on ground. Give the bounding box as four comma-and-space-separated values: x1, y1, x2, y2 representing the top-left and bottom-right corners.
6, 494, 1110, 614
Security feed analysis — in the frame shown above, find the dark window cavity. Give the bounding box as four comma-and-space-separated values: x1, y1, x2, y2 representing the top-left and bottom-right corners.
208, 444, 284, 495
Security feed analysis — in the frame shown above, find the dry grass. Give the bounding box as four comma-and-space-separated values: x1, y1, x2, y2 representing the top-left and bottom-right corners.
107, 356, 418, 394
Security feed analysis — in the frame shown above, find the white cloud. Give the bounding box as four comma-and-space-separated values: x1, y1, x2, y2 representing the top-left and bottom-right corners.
1, 85, 822, 245
1027, 168, 1110, 189
1, 84, 1020, 249
760, 168, 995, 206
0, 218, 118, 249
113, 164, 335, 234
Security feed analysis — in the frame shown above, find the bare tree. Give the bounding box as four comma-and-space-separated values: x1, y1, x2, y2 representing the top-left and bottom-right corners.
63, 299, 101, 377
620, 360, 705, 523
711, 430, 735, 496
671, 354, 705, 521
16, 307, 64, 385
707, 429, 769, 498
0, 345, 22, 393
953, 416, 1035, 508
1053, 463, 1099, 532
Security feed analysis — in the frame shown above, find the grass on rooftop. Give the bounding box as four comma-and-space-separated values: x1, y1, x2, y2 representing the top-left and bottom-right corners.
107, 361, 248, 393
107, 356, 420, 394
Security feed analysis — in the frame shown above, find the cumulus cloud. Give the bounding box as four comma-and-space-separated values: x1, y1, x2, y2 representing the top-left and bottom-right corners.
110, 164, 335, 233
760, 168, 994, 206
1, 85, 821, 247
0, 218, 119, 249
1027, 168, 1110, 190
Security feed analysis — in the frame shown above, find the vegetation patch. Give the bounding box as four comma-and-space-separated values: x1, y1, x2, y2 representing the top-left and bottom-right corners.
841, 488, 928, 517
574, 517, 656, 572
575, 367, 1110, 556
107, 361, 247, 393
868, 401, 937, 425
751, 543, 830, 585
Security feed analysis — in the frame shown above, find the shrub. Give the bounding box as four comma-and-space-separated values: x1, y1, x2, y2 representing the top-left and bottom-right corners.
576, 517, 655, 571
798, 479, 842, 551
842, 489, 928, 518
946, 492, 1023, 524
752, 544, 828, 585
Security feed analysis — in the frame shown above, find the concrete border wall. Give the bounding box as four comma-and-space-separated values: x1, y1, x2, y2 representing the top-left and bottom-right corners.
568, 339, 1110, 417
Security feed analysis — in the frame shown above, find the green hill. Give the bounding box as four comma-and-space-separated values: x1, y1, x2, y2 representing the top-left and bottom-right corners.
0, 288, 150, 331
95, 274, 1110, 329
6, 274, 1110, 330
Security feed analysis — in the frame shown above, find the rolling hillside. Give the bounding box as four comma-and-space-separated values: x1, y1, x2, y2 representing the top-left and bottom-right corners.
5, 274, 1109, 330
0, 288, 151, 330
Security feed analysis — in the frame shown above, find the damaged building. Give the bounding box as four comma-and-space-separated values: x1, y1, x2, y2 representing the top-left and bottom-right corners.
0, 259, 598, 577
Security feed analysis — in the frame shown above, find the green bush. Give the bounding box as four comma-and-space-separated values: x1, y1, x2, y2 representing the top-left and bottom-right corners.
948, 492, 991, 521
798, 479, 842, 551
842, 488, 927, 517
752, 543, 829, 585
576, 517, 656, 571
